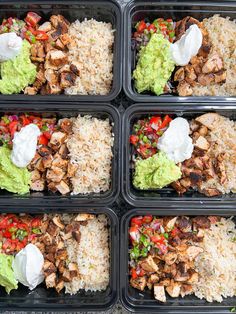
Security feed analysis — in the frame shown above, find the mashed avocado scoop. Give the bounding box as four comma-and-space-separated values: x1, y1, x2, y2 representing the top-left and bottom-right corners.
133, 33, 175, 96
133, 151, 181, 190
0, 254, 18, 294
0, 146, 30, 194
0, 40, 37, 94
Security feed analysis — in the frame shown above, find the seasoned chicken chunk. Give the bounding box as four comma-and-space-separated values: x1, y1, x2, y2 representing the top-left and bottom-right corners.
194, 136, 210, 151
130, 277, 146, 291
154, 285, 166, 303
45, 272, 57, 288
140, 256, 159, 273
166, 280, 181, 298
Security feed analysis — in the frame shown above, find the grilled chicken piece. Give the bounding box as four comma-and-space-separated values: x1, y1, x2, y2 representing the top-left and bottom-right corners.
201, 188, 221, 197
186, 246, 203, 261
59, 118, 73, 134
67, 162, 78, 177
47, 181, 58, 193
52, 216, 65, 229
38, 22, 52, 32
174, 67, 185, 82
159, 278, 171, 287
197, 73, 215, 86
59, 33, 71, 46
45, 253, 55, 263
163, 252, 177, 265
72, 228, 81, 243
47, 221, 60, 237
38, 145, 52, 157
180, 284, 193, 297
194, 136, 210, 151
186, 270, 199, 284
185, 65, 197, 85
166, 280, 181, 298
30, 179, 45, 191
202, 54, 223, 74
171, 181, 187, 194
24, 86, 37, 95
60, 72, 77, 89
198, 126, 208, 136
74, 214, 95, 222
149, 274, 159, 284
165, 217, 178, 231
58, 260, 66, 274
55, 38, 66, 50
154, 285, 166, 303
35, 241, 45, 254
55, 181, 70, 195
42, 154, 54, 168
70, 61, 80, 75
43, 260, 57, 275
62, 270, 71, 282
179, 177, 192, 189
52, 155, 68, 170
198, 43, 211, 58
30, 169, 41, 182
175, 270, 190, 282
44, 69, 58, 85
130, 277, 146, 291
192, 216, 211, 229
140, 256, 159, 273
46, 82, 62, 94
195, 113, 221, 130
176, 217, 192, 233
50, 131, 67, 147
56, 248, 68, 261
31, 56, 44, 63
177, 80, 193, 96
55, 279, 64, 293
68, 262, 79, 278
215, 153, 227, 184
58, 144, 69, 159
46, 167, 65, 183
49, 50, 68, 68
50, 15, 70, 31
42, 233, 53, 246
45, 273, 57, 288
214, 70, 226, 84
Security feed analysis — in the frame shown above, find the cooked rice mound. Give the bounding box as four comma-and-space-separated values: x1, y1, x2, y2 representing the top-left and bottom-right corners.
67, 115, 114, 195
193, 218, 236, 302
65, 18, 114, 95
192, 15, 236, 96
64, 214, 110, 294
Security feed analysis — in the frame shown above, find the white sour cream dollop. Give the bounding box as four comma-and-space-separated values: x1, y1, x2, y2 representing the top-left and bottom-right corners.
157, 117, 193, 163
12, 244, 44, 290
170, 24, 203, 66
11, 124, 41, 168
0, 33, 23, 62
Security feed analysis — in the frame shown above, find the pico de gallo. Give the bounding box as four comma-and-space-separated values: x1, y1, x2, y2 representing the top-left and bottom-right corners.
0, 12, 49, 44
0, 114, 57, 146
0, 214, 43, 254
130, 115, 172, 159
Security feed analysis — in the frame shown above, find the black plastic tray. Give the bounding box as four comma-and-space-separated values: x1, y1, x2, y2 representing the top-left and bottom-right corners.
122, 103, 236, 207
120, 207, 236, 313
0, 102, 120, 207
123, 0, 236, 103
0, 206, 119, 312
0, 0, 122, 103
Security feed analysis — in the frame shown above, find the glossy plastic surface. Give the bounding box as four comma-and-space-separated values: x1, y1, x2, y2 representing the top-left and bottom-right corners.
0, 0, 122, 102
123, 0, 236, 103
0, 103, 120, 207
122, 103, 236, 207
120, 207, 236, 313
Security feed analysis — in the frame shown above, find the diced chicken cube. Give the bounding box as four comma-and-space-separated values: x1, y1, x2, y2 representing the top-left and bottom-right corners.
24, 86, 37, 95
46, 167, 65, 183
154, 285, 166, 303
164, 252, 177, 265
62, 270, 71, 282
50, 131, 67, 147
130, 277, 146, 291
140, 256, 158, 273
60, 71, 77, 89
49, 50, 68, 67
30, 169, 41, 182
52, 216, 65, 229
166, 280, 181, 298
74, 213, 95, 222
165, 217, 178, 231
55, 279, 64, 293
55, 181, 70, 195
194, 136, 210, 151
60, 33, 71, 46
45, 272, 57, 288
30, 179, 45, 191
195, 113, 221, 130
186, 246, 203, 261
38, 21, 52, 32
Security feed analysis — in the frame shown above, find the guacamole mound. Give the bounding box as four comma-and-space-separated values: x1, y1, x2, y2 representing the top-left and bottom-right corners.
0, 146, 30, 194
0, 254, 18, 294
0, 40, 37, 94
133, 151, 182, 190
133, 33, 175, 95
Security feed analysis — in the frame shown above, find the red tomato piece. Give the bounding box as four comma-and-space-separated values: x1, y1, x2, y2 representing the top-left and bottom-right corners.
129, 226, 140, 242
25, 12, 41, 27
130, 135, 139, 146
31, 218, 41, 228
9, 121, 18, 138
147, 24, 157, 32
131, 216, 143, 227
35, 30, 49, 41
160, 115, 172, 129
137, 20, 147, 33
142, 215, 153, 224
38, 134, 49, 145
131, 268, 138, 279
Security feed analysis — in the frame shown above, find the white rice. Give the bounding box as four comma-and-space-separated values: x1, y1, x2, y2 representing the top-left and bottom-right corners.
193, 217, 236, 302
65, 18, 114, 95
65, 214, 110, 294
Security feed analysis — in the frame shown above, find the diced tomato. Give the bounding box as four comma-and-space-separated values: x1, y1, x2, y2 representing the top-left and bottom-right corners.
9, 121, 18, 138
143, 227, 153, 237
43, 131, 52, 140
149, 116, 162, 130
166, 18, 173, 23
137, 20, 146, 33
151, 235, 165, 244
16, 241, 25, 251
142, 215, 153, 224
131, 216, 143, 227
34, 30, 49, 41
160, 115, 172, 129
31, 218, 41, 228
131, 268, 138, 279
171, 227, 179, 237
0, 218, 9, 229
147, 24, 156, 32
3, 230, 12, 238
2, 239, 14, 251
7, 17, 13, 25
129, 226, 140, 242
138, 269, 145, 277
25, 12, 41, 27
130, 135, 139, 146
38, 134, 48, 145
21, 115, 30, 126
138, 145, 156, 159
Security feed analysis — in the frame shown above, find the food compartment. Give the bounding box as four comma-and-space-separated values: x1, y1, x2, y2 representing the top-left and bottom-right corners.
120, 208, 236, 312
122, 104, 236, 207
0, 103, 120, 206
123, 1, 236, 102
0, 1, 122, 101
0, 207, 118, 311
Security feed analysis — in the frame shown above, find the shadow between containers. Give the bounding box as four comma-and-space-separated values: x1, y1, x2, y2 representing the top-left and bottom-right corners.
0, 102, 120, 207
123, 0, 236, 103
120, 207, 236, 313
0, 0, 122, 102
121, 103, 236, 208
0, 206, 119, 312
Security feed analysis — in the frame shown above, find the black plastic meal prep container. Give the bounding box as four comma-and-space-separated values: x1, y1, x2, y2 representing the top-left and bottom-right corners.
120, 207, 236, 313
0, 206, 119, 312
0, 102, 120, 207
0, 0, 122, 103
123, 0, 236, 104
122, 103, 236, 208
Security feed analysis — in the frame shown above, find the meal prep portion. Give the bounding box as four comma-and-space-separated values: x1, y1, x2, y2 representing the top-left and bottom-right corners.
0, 113, 114, 195
132, 15, 236, 96
0, 213, 110, 294
0, 12, 114, 95
130, 112, 236, 197
129, 215, 236, 303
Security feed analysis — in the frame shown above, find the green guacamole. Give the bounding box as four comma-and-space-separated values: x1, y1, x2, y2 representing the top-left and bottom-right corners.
0, 146, 30, 194
133, 151, 181, 190
133, 33, 175, 95
0, 40, 37, 94
0, 254, 18, 294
